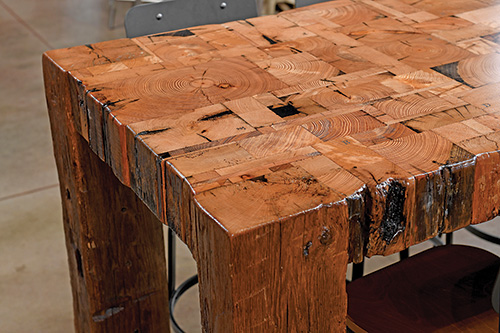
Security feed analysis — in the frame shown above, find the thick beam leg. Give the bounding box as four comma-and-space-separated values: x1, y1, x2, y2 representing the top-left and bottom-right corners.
44, 56, 169, 332
193, 202, 349, 332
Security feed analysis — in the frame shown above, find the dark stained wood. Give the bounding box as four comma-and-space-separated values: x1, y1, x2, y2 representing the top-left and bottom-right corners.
43, 55, 169, 332
347, 245, 500, 332
43, 0, 500, 331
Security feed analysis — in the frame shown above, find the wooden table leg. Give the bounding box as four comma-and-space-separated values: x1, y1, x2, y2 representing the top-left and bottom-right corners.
44, 58, 169, 332
192, 202, 349, 332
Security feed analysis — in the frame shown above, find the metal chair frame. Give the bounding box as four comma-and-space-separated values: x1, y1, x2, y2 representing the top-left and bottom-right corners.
295, 0, 330, 8
108, 0, 162, 29
124, 0, 258, 38
167, 229, 198, 333
466, 225, 500, 245
350, 236, 444, 281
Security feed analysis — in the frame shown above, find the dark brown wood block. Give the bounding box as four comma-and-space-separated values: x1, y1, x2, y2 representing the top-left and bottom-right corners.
43, 55, 169, 332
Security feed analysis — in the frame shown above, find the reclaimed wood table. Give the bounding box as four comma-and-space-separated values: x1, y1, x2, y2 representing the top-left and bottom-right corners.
43, 0, 500, 331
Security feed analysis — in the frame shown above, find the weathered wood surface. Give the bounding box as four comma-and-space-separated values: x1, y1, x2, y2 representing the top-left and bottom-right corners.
43, 56, 170, 332
43, 0, 500, 331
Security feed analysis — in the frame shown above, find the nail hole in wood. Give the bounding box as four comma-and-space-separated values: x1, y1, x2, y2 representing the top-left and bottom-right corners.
75, 249, 84, 278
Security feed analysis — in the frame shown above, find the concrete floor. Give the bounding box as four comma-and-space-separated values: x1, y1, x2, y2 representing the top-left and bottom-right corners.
0, 0, 499, 332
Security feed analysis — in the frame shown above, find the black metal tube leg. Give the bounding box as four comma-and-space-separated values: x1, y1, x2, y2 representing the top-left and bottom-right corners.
400, 248, 409, 261
446, 233, 453, 245
465, 226, 500, 245
167, 227, 199, 333
168, 227, 176, 297
352, 261, 364, 281
167, 226, 201, 333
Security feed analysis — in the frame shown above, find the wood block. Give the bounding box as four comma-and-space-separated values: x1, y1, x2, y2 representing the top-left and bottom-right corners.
256, 52, 341, 86
302, 110, 384, 141
314, 137, 412, 185
370, 131, 474, 175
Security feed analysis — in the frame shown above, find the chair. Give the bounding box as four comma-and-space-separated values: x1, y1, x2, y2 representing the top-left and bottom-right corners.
347, 245, 500, 332
124, 1, 258, 331
295, 0, 331, 8
124, 0, 258, 38
108, 0, 162, 29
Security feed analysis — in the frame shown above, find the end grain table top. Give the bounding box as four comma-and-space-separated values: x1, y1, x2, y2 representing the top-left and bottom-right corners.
44, 0, 500, 264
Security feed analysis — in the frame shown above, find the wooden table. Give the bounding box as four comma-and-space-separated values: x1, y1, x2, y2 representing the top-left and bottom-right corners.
43, 0, 500, 331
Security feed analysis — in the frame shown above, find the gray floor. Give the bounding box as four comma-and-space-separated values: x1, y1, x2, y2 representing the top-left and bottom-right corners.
0, 1, 197, 331
0, 1, 499, 332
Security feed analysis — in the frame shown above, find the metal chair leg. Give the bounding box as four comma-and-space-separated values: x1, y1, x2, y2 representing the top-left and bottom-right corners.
167, 227, 199, 333
430, 236, 444, 247
168, 228, 176, 297
352, 261, 364, 281
446, 233, 453, 245
399, 248, 409, 261
170, 275, 199, 333
466, 226, 500, 245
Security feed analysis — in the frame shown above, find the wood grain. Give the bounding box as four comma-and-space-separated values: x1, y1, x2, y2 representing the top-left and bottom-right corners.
43, 55, 169, 332
43, 0, 500, 331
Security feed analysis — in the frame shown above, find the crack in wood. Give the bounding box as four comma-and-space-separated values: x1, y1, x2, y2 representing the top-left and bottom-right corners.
92, 307, 125, 322
199, 110, 234, 121
197, 133, 212, 142
137, 127, 171, 136
154, 29, 194, 37
86, 44, 112, 63
262, 34, 278, 45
